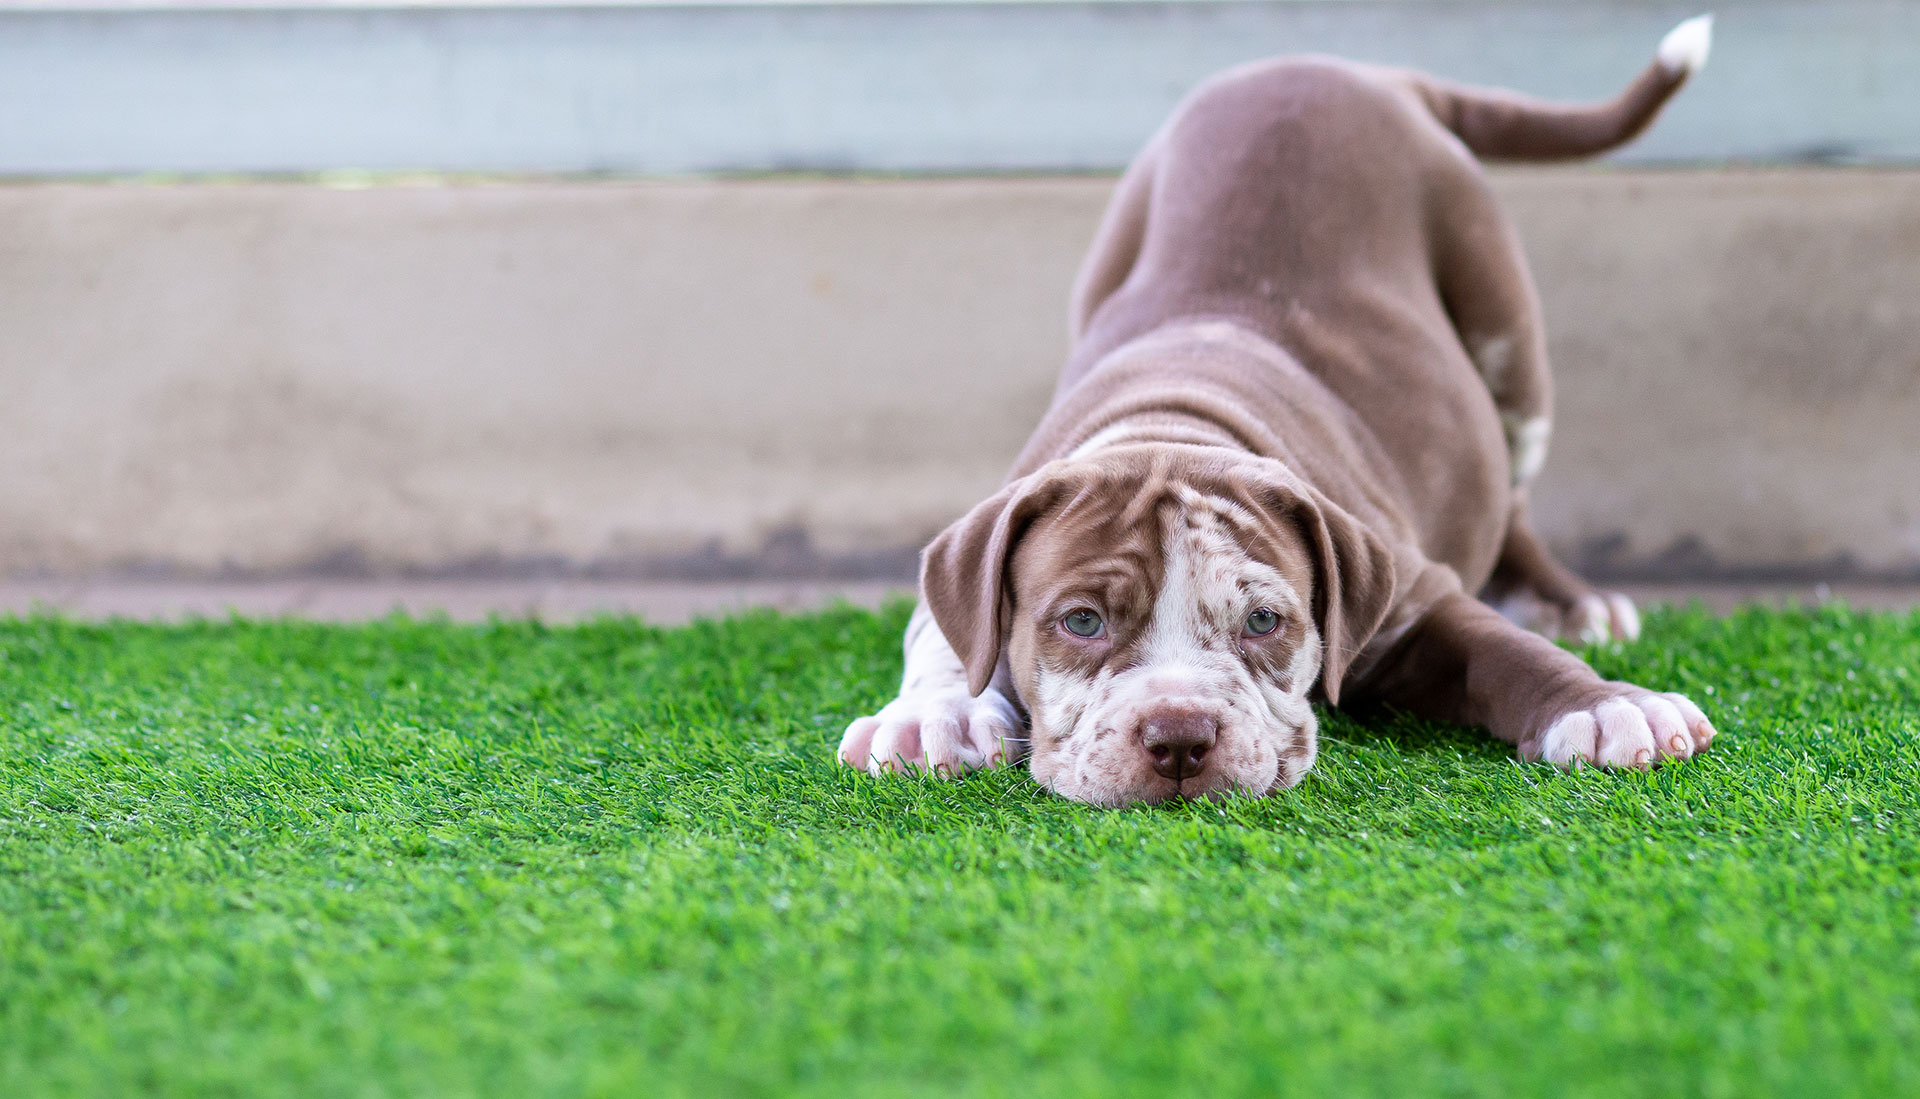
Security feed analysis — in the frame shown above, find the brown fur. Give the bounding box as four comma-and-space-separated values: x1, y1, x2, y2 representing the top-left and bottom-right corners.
845, 29, 1717, 800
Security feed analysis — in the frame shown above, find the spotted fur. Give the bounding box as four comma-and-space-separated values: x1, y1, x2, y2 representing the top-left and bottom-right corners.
1015, 488, 1321, 806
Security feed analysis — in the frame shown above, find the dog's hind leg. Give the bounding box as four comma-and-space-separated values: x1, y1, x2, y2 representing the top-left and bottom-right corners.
1068, 138, 1159, 342
1429, 167, 1640, 643
1487, 510, 1641, 644
1404, 15, 1707, 642
1429, 159, 1559, 498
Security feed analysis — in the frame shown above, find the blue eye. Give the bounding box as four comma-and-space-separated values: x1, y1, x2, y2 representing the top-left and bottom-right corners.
1062, 608, 1105, 638
1245, 608, 1280, 636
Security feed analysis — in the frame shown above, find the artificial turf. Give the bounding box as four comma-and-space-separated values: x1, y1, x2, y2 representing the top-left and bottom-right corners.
1, 601, 1916, 1098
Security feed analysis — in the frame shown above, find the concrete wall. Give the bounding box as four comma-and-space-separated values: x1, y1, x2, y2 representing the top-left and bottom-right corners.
3, 169, 1917, 582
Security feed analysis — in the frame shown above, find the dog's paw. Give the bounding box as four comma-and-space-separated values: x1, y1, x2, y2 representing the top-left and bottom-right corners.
1523, 690, 1715, 769
838, 686, 1025, 778
1497, 588, 1640, 644
1562, 591, 1641, 644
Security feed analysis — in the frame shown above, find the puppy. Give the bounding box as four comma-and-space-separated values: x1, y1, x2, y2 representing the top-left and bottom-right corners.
841, 16, 1720, 806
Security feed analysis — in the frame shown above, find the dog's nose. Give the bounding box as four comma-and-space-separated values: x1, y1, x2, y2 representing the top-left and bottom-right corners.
1139, 709, 1218, 783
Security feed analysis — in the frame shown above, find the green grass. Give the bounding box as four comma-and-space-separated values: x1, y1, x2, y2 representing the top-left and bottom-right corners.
2, 601, 1917, 1098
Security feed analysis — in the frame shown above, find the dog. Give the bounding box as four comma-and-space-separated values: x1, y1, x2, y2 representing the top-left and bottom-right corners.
840, 16, 1720, 806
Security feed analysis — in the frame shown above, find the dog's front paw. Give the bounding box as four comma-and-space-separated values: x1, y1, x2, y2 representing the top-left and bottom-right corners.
1523, 689, 1716, 769
838, 687, 1025, 777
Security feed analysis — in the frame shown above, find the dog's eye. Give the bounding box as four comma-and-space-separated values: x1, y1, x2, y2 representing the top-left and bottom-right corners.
1062, 608, 1105, 639
1244, 607, 1281, 637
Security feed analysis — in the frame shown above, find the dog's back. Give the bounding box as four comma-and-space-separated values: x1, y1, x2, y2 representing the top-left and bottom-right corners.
1070, 17, 1711, 373
1070, 56, 1458, 372
1057, 20, 1712, 592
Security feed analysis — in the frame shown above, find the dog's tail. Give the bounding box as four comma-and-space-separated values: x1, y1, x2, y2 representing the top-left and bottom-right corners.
1407, 14, 1713, 161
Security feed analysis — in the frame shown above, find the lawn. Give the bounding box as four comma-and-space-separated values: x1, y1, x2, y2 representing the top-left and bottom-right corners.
2, 601, 1917, 1097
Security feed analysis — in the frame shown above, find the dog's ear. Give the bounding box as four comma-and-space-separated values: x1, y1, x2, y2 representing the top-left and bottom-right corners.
1231, 464, 1396, 704
1296, 491, 1397, 703
920, 465, 1084, 696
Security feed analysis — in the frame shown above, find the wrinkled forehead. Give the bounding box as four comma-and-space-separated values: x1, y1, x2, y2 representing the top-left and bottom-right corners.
1007, 488, 1161, 612
1008, 478, 1313, 612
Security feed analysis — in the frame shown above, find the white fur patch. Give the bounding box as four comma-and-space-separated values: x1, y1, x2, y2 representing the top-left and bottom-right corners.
1499, 587, 1641, 645
1606, 592, 1642, 642
1471, 336, 1514, 393
1537, 709, 1599, 767
840, 607, 1027, 776
1534, 691, 1713, 771
1657, 14, 1714, 75
1571, 593, 1612, 645
1163, 319, 1295, 371
1068, 423, 1152, 461
1502, 413, 1551, 487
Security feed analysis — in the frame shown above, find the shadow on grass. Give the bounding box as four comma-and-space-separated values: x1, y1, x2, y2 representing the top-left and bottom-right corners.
1317, 701, 1511, 762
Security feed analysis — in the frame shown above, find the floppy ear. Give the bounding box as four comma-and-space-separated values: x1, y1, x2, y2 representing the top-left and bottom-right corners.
920, 467, 1082, 696
1232, 467, 1396, 704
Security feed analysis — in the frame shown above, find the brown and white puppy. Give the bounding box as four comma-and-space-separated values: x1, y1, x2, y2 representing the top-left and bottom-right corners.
841, 16, 1721, 806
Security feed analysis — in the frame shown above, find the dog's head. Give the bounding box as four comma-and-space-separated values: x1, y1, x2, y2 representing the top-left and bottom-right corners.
922, 444, 1393, 806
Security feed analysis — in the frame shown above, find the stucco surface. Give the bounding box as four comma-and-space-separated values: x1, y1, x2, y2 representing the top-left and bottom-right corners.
1, 170, 1915, 580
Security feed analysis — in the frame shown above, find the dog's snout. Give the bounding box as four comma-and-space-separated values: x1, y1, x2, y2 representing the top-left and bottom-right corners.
1140, 709, 1219, 783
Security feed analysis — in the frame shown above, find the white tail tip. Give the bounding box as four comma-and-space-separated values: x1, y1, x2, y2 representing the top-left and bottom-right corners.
1658, 13, 1714, 75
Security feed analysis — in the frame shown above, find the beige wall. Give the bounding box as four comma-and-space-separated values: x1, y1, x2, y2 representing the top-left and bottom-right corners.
2, 170, 1916, 580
